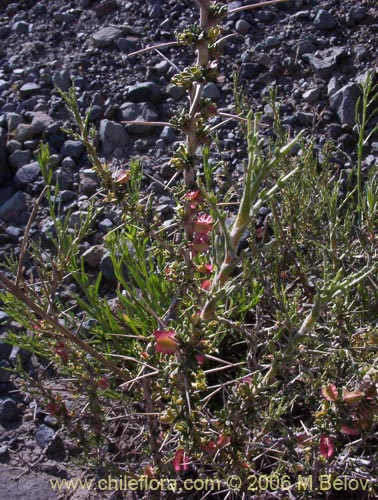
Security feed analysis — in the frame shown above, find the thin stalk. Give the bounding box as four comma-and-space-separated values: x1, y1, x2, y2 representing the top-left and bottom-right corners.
0, 271, 130, 382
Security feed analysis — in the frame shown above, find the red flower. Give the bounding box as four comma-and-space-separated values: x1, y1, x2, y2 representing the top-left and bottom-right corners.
153, 329, 178, 354
193, 214, 213, 234
184, 190, 202, 209
217, 434, 231, 448
196, 354, 205, 365
201, 440, 217, 455
319, 435, 335, 459
191, 232, 210, 254
201, 279, 212, 291
197, 263, 214, 274
98, 376, 110, 390
46, 401, 61, 417
173, 448, 189, 472
201, 434, 230, 455
53, 341, 69, 362
143, 464, 155, 478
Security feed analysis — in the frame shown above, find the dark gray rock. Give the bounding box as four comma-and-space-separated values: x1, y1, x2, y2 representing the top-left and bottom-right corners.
69, 211, 90, 229
88, 105, 103, 122
96, 0, 118, 18
100, 245, 136, 283
8, 150, 33, 169
160, 162, 175, 179
0, 311, 10, 325
0, 342, 12, 362
79, 176, 99, 196
308, 47, 345, 79
160, 126, 176, 143
167, 85, 185, 100
202, 82, 221, 101
0, 191, 31, 223
0, 186, 14, 207
126, 82, 162, 104
14, 162, 40, 189
327, 76, 340, 98
293, 40, 316, 56
303, 88, 320, 103
148, 181, 167, 195
93, 26, 122, 48
117, 37, 137, 52
235, 19, 251, 35
148, 2, 162, 19
314, 9, 337, 30
6, 226, 22, 241
31, 112, 54, 135
6, 140, 22, 155
60, 140, 85, 159
0, 127, 9, 184
240, 63, 263, 79
348, 6, 367, 24
98, 218, 113, 232
9, 346, 32, 365
47, 133, 65, 150
329, 83, 362, 126
52, 70, 71, 92
265, 36, 280, 48
54, 168, 74, 190
155, 60, 170, 76
14, 123, 34, 143
0, 398, 18, 421
0, 79, 10, 91
11, 20, 29, 35
36, 424, 55, 448
99, 119, 129, 155
120, 102, 159, 135
82, 245, 105, 267
19, 83, 41, 98
6, 112, 23, 131
0, 360, 11, 383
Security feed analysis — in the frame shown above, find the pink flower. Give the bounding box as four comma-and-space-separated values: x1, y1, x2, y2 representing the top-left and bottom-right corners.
173, 448, 189, 472
342, 389, 364, 407
191, 232, 210, 254
319, 435, 335, 459
153, 329, 178, 355
115, 169, 131, 184
239, 375, 253, 385
193, 214, 213, 234
321, 384, 339, 402
340, 425, 361, 436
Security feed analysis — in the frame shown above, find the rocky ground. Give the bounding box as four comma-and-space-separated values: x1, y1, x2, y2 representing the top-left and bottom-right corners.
0, 0, 377, 498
